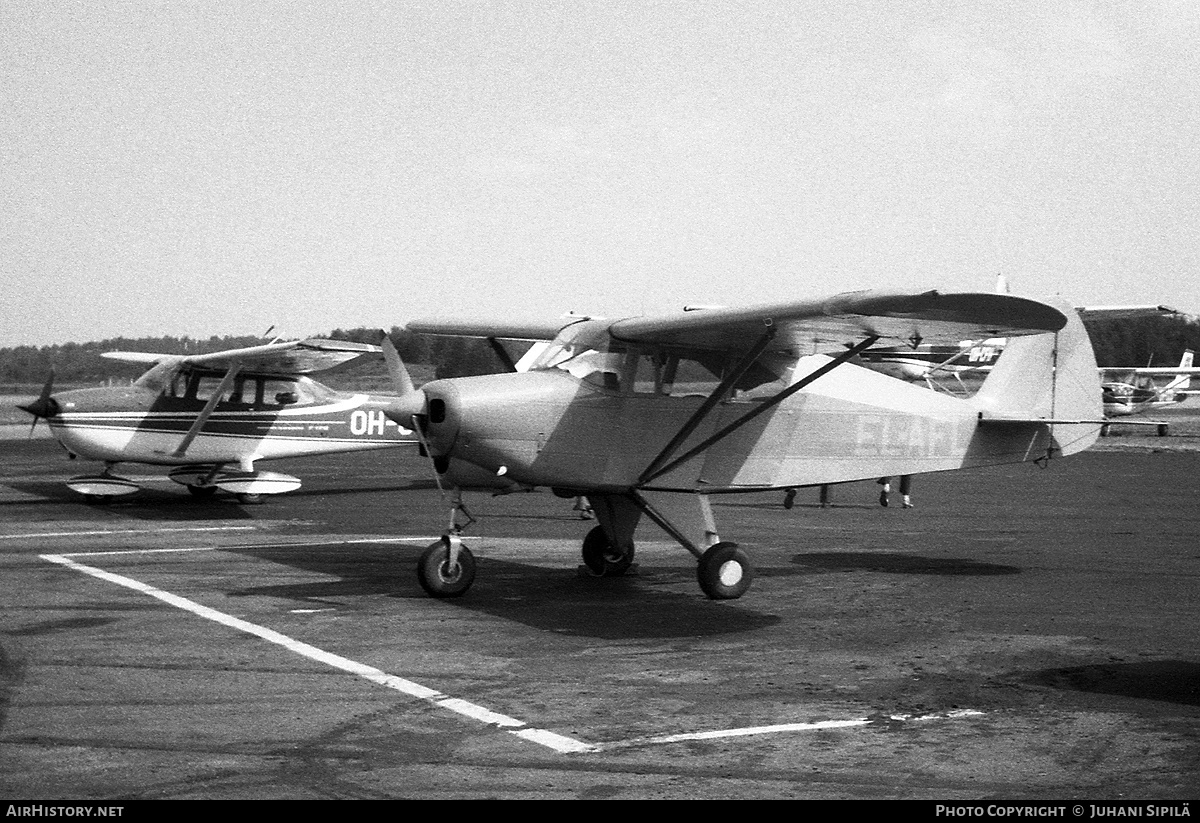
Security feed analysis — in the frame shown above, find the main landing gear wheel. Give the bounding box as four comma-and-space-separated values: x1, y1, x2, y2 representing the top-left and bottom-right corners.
581, 525, 634, 577
187, 484, 218, 499
697, 542, 753, 600
418, 536, 476, 597
236, 493, 264, 505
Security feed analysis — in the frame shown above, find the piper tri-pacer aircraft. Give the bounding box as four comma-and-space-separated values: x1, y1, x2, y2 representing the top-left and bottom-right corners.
387, 289, 1104, 601
18, 338, 417, 503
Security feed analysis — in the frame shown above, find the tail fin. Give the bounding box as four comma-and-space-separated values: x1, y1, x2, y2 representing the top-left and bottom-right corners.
1160, 350, 1194, 393
973, 301, 1102, 456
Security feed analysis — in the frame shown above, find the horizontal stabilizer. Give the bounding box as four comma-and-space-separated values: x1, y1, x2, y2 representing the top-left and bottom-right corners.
978, 414, 1110, 426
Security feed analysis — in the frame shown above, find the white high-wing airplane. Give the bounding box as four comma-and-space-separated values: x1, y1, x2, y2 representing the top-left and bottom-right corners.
384, 288, 1105, 601
1100, 349, 1198, 421
18, 337, 418, 503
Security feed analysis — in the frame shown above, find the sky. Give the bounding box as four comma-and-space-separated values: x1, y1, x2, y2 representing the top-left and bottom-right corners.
2, 1, 1198, 348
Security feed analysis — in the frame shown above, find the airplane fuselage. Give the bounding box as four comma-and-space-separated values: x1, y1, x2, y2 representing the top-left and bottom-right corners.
45, 378, 413, 467
418, 357, 1067, 494
1101, 382, 1187, 417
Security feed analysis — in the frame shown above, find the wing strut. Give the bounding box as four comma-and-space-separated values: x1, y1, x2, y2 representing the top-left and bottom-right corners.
638, 325, 778, 485
487, 338, 518, 373
640, 335, 879, 486
171, 363, 242, 458
628, 490, 718, 559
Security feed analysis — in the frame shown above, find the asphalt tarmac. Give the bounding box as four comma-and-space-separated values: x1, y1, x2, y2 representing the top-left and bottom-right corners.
1, 415, 1198, 800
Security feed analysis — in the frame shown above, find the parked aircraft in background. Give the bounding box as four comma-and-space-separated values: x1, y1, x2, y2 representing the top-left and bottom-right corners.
1097, 350, 1199, 435
18, 338, 417, 503
388, 288, 1104, 601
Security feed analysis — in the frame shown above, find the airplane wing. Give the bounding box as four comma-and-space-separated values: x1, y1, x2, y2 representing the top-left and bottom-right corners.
406, 317, 590, 341
605, 290, 1067, 354
1099, 366, 1200, 378
1100, 350, 1199, 381
102, 338, 381, 375
1076, 305, 1179, 320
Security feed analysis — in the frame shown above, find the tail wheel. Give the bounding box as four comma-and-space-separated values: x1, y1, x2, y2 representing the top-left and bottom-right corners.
697, 542, 753, 600
418, 537, 476, 597
581, 525, 633, 577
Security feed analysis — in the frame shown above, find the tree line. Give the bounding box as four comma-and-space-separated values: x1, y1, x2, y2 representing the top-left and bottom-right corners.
3, 315, 1198, 387
0, 327, 522, 387
1082, 314, 1200, 368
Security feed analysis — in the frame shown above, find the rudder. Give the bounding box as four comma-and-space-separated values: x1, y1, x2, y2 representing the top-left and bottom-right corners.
973, 300, 1102, 456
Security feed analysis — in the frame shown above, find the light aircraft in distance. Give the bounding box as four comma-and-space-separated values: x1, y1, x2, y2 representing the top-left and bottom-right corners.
387, 288, 1104, 601
18, 337, 416, 503
1098, 350, 1198, 434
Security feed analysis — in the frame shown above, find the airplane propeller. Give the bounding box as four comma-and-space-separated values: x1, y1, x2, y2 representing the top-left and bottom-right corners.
19, 369, 60, 436
379, 332, 456, 497
379, 333, 426, 422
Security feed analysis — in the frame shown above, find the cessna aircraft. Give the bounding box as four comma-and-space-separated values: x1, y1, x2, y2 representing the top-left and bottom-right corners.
386, 288, 1104, 601
1100, 349, 1198, 425
18, 337, 417, 503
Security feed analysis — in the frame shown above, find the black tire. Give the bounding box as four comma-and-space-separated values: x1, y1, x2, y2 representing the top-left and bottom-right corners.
581, 525, 633, 577
237, 493, 264, 505
1158, 424, 1169, 437
187, 484, 218, 499
697, 542, 753, 600
417, 538, 476, 597
81, 494, 114, 506
1100, 424, 1110, 437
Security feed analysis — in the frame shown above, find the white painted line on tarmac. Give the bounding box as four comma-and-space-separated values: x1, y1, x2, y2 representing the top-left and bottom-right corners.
39, 551, 598, 755
598, 710, 985, 751
57, 546, 229, 557
38, 545, 983, 757
0, 526, 260, 540
53, 537, 446, 558
219, 537, 447, 550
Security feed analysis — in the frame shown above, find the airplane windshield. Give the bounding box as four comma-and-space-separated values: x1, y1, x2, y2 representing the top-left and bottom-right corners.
133, 362, 178, 392
531, 337, 626, 390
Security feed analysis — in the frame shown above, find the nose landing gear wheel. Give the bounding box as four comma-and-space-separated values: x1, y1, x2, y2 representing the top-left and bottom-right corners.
418, 536, 477, 597
581, 525, 634, 577
697, 542, 753, 600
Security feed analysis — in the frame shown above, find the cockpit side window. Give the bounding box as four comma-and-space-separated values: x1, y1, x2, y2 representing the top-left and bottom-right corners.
189, 372, 244, 406
260, 377, 308, 407
531, 327, 795, 401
